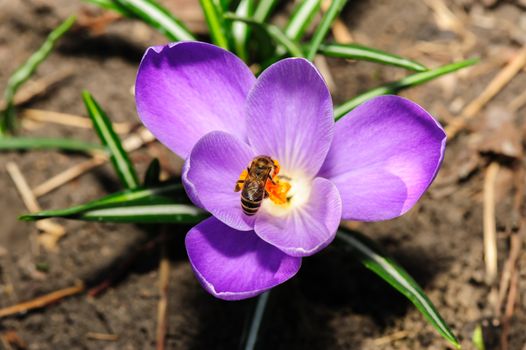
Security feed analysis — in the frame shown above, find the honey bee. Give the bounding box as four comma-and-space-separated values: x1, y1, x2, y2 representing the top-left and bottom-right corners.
235, 156, 278, 216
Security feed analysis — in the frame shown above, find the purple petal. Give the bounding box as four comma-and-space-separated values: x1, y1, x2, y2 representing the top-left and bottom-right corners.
319, 95, 446, 221
181, 157, 203, 209
186, 217, 302, 300
246, 58, 333, 177
135, 41, 256, 159
184, 131, 256, 231
254, 178, 341, 257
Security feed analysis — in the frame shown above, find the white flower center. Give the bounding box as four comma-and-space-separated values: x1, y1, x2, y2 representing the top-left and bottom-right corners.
262, 172, 311, 217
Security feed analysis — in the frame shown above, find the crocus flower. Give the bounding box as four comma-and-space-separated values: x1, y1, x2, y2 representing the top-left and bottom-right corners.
135, 41, 446, 300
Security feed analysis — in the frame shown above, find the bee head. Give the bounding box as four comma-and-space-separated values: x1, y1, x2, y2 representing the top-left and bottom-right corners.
252, 156, 276, 176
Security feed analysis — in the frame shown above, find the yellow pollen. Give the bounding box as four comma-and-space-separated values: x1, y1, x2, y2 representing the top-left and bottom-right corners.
235, 159, 292, 206
266, 178, 291, 205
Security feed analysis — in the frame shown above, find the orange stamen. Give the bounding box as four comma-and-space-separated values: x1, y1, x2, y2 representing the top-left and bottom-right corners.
266, 176, 291, 205
235, 159, 291, 205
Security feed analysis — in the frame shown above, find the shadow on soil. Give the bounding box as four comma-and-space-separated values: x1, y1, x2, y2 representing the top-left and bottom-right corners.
172, 228, 450, 350
59, 31, 145, 64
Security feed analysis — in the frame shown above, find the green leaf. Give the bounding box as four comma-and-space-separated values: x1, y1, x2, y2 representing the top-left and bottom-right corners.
219, 0, 234, 11
472, 324, 485, 350
82, 91, 139, 189
64, 204, 207, 223
232, 0, 254, 62
274, 0, 320, 57
305, 0, 347, 61
253, 0, 279, 22
199, 0, 230, 49
115, 0, 195, 41
82, 0, 134, 16
0, 16, 76, 135
285, 0, 321, 42
19, 183, 207, 224
21, 183, 185, 219
241, 291, 270, 350
143, 158, 161, 187
224, 14, 304, 58
318, 43, 427, 72
337, 228, 460, 348
334, 58, 478, 120
0, 137, 104, 154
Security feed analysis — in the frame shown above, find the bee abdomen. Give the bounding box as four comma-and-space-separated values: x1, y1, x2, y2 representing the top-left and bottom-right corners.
241, 197, 261, 216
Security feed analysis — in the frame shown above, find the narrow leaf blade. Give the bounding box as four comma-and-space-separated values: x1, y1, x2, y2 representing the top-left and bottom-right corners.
82, 0, 135, 16
115, 0, 195, 41
232, 0, 254, 62
199, 0, 230, 49
1, 16, 76, 134
253, 0, 279, 22
334, 58, 478, 120
20, 183, 185, 220
337, 228, 460, 348
305, 0, 347, 61
241, 292, 270, 350
77, 204, 208, 223
224, 14, 304, 58
219, 0, 233, 11
82, 91, 139, 189
0, 137, 104, 154
18, 182, 207, 224
318, 43, 427, 72
284, 0, 321, 42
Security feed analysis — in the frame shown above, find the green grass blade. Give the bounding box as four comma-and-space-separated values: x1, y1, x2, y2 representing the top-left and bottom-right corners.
73, 204, 207, 223
285, 0, 321, 42
23, 202, 206, 224
232, 0, 254, 62
253, 0, 279, 22
115, 0, 195, 41
143, 158, 161, 187
305, 0, 347, 61
224, 14, 304, 57
82, 0, 134, 16
337, 228, 460, 348
20, 183, 185, 220
0, 137, 104, 154
318, 43, 428, 72
334, 58, 478, 120
82, 91, 139, 189
0, 16, 75, 135
219, 0, 233, 10
199, 0, 230, 49
472, 324, 486, 350
242, 292, 270, 350
20, 184, 207, 224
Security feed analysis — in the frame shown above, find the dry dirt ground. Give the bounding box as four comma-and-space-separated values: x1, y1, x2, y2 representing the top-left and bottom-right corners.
1, 0, 526, 349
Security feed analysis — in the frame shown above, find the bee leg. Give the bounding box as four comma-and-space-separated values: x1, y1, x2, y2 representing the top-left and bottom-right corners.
264, 190, 269, 198
277, 175, 292, 181
234, 180, 244, 192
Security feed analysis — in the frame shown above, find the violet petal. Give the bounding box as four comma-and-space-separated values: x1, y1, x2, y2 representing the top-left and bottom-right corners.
246, 58, 333, 178
184, 131, 256, 231
254, 177, 342, 257
135, 41, 255, 159
186, 217, 302, 300
318, 95, 446, 221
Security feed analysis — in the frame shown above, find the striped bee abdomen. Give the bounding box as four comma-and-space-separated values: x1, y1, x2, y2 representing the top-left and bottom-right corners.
241, 197, 262, 216
237, 156, 277, 216
240, 179, 265, 216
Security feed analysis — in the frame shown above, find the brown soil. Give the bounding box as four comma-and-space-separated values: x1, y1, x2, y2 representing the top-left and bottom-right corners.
1, 0, 525, 349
